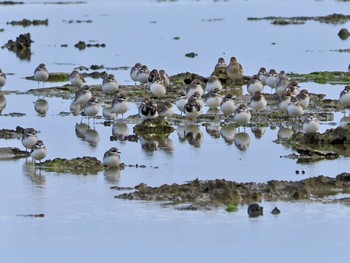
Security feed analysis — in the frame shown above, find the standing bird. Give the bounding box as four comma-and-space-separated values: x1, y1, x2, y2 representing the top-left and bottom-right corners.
159, 69, 171, 88
103, 147, 121, 168
226, 56, 244, 82
187, 79, 204, 97
111, 93, 129, 119
30, 140, 47, 163
285, 81, 301, 96
278, 90, 292, 114
247, 75, 264, 95
130, 62, 142, 85
265, 69, 278, 92
22, 128, 39, 152
257, 67, 268, 86
275, 70, 290, 95
175, 90, 188, 115
69, 70, 85, 88
34, 63, 49, 88
220, 93, 235, 118
148, 69, 159, 84
233, 103, 251, 125
339, 85, 350, 107
204, 87, 222, 110
157, 99, 174, 118
184, 96, 202, 121
102, 73, 119, 94
139, 98, 158, 120
214, 57, 227, 70
83, 96, 100, 119
150, 78, 166, 97
205, 75, 223, 93
296, 89, 310, 110
303, 114, 320, 133
0, 68, 6, 88
250, 91, 267, 112
73, 85, 92, 106
287, 96, 304, 117
136, 65, 150, 84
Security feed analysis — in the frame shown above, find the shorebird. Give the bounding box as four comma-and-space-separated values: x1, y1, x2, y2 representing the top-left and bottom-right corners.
278, 90, 292, 114
214, 57, 227, 70
159, 69, 171, 88
250, 91, 267, 112
205, 75, 223, 93
302, 114, 320, 133
257, 67, 267, 86
103, 147, 121, 168
184, 96, 202, 121
233, 103, 251, 125
157, 99, 174, 118
226, 56, 244, 82
102, 73, 119, 94
296, 89, 310, 110
265, 69, 278, 92
287, 96, 304, 117
83, 96, 100, 120
187, 79, 204, 97
339, 85, 350, 107
130, 62, 142, 85
175, 90, 188, 115
0, 68, 6, 88
204, 87, 222, 110
22, 128, 39, 151
275, 70, 290, 95
247, 75, 264, 96
139, 98, 158, 120
69, 70, 85, 88
150, 78, 166, 97
111, 93, 129, 119
30, 140, 47, 163
220, 93, 235, 118
73, 85, 92, 106
136, 65, 150, 84
34, 63, 49, 88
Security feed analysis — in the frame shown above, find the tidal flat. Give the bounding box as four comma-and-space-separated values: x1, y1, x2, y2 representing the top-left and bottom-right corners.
1, 1, 350, 263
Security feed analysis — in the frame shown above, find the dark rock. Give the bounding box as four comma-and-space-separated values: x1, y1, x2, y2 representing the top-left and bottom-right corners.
247, 203, 263, 217
338, 28, 350, 40
271, 206, 281, 215
1, 32, 32, 60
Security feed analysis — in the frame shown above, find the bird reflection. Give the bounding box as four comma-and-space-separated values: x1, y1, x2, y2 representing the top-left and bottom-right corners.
75, 122, 90, 139
74, 122, 100, 147
139, 134, 159, 153
220, 125, 237, 144
102, 106, 116, 121
251, 126, 266, 139
22, 162, 46, 186
205, 123, 221, 139
34, 98, 49, 117
159, 138, 175, 154
70, 101, 83, 116
84, 128, 100, 147
277, 124, 294, 140
104, 168, 121, 184
177, 124, 204, 148
0, 93, 6, 114
234, 132, 251, 151
112, 123, 130, 139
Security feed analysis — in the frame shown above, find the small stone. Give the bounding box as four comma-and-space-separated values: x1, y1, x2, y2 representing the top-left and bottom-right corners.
185, 52, 197, 58
271, 206, 281, 215
247, 203, 263, 217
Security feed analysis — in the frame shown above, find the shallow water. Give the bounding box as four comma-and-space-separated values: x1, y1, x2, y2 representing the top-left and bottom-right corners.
1, 1, 350, 262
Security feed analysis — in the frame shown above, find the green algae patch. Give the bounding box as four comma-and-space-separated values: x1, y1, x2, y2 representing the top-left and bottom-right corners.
225, 204, 239, 213
25, 72, 69, 82
40, 156, 104, 175
288, 71, 350, 85
134, 117, 175, 135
